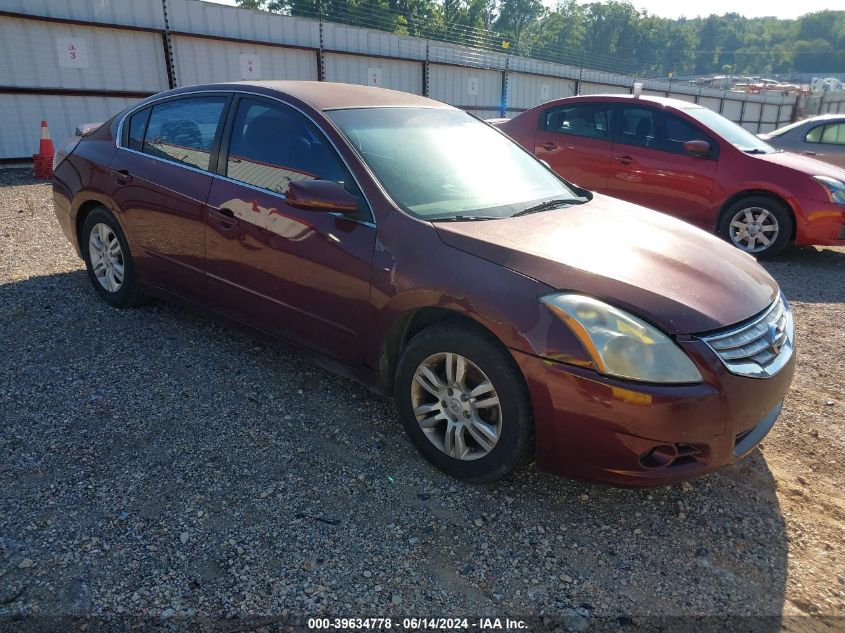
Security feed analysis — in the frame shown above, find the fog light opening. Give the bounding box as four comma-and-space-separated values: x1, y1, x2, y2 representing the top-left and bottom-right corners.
639, 445, 678, 469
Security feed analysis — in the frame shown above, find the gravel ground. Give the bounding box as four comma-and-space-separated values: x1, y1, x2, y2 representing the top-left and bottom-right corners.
1, 168, 844, 632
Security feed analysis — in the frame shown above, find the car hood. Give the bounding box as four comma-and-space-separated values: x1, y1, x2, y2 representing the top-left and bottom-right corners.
753, 149, 845, 179
434, 194, 779, 335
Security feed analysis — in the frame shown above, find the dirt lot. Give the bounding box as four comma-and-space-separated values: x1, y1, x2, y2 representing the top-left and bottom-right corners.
1, 168, 843, 631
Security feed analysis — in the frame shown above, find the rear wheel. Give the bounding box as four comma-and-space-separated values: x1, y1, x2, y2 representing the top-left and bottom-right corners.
81, 206, 147, 307
394, 324, 532, 482
719, 196, 793, 258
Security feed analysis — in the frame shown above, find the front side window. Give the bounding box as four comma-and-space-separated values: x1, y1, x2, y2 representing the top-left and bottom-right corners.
542, 104, 612, 141
662, 112, 717, 157
682, 105, 774, 153
225, 98, 362, 210
327, 107, 579, 220
617, 106, 658, 149
142, 96, 227, 170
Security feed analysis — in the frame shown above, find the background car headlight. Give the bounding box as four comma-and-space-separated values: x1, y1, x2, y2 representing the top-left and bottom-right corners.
813, 176, 845, 205
541, 293, 703, 384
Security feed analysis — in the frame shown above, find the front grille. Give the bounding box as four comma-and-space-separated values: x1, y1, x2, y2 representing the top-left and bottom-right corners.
700, 294, 794, 379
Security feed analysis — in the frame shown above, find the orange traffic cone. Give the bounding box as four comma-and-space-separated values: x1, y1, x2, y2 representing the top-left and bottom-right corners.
33, 120, 55, 179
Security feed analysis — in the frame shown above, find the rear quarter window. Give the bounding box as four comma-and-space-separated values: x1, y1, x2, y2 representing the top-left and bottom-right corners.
126, 108, 150, 151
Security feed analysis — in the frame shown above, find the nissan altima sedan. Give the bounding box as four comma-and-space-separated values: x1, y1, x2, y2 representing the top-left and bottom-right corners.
52, 81, 795, 486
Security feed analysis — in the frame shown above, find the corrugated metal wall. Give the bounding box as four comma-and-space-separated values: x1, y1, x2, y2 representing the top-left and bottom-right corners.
323, 54, 422, 94
0, 17, 167, 92
428, 65, 501, 110
172, 35, 317, 85
0, 0, 807, 160
579, 82, 630, 95
507, 74, 576, 110
0, 94, 137, 159
167, 0, 319, 49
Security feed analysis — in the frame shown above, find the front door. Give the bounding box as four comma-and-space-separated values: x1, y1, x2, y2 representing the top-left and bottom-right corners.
205, 95, 376, 366
534, 102, 614, 191
605, 104, 718, 227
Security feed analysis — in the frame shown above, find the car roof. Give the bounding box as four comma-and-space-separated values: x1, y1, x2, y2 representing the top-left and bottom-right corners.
178, 80, 453, 111
802, 113, 845, 123
560, 94, 705, 109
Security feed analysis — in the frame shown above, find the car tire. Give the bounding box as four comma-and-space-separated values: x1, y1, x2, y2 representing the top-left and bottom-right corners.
394, 323, 533, 482
719, 196, 793, 259
81, 206, 148, 308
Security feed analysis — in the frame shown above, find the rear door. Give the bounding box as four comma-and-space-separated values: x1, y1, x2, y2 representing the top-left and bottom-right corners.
204, 95, 376, 365
606, 104, 717, 226
801, 122, 845, 169
109, 94, 230, 300
533, 102, 614, 191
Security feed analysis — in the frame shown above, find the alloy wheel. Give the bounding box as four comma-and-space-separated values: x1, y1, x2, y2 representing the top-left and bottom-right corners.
728, 206, 779, 253
88, 223, 125, 292
410, 352, 502, 461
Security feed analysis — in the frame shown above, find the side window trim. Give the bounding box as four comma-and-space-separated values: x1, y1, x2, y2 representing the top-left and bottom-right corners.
114, 89, 375, 224
116, 92, 233, 175
807, 123, 845, 146
216, 93, 375, 224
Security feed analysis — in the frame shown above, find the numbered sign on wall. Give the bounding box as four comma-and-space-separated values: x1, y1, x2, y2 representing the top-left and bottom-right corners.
540, 83, 551, 100
56, 37, 89, 69
240, 54, 261, 80
367, 68, 382, 87
468, 77, 479, 96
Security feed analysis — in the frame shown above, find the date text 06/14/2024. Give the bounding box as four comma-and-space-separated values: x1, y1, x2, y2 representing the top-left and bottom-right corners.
307, 617, 528, 630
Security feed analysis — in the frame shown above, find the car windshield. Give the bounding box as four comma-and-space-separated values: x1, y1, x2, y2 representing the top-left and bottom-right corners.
762, 119, 807, 138
683, 106, 776, 153
326, 107, 580, 220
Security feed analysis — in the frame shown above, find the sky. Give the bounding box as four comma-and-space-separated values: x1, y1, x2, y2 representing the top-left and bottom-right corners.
201, 0, 838, 20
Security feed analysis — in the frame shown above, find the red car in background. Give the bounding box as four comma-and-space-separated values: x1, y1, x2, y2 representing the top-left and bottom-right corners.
494, 95, 845, 257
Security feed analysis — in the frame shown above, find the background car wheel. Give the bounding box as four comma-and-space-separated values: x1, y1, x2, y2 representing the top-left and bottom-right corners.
719, 196, 793, 258
394, 323, 533, 482
81, 206, 148, 308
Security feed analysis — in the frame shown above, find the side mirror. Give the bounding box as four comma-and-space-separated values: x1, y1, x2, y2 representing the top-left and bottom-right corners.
684, 139, 711, 157
286, 179, 359, 214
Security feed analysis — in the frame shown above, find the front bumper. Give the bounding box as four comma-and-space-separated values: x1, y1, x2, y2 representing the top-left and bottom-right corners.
512, 339, 795, 487
794, 198, 845, 246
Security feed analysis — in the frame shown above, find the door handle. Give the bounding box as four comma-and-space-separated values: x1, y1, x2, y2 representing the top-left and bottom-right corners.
539, 142, 558, 151
110, 168, 132, 184
209, 207, 238, 229
803, 150, 817, 156
615, 155, 635, 165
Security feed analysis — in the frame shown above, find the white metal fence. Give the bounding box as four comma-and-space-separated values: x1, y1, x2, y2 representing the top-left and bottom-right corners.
1, 0, 841, 160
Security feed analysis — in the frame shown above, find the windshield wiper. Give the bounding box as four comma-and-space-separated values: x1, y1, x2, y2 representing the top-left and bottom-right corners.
511, 197, 588, 218
741, 148, 770, 154
429, 215, 501, 222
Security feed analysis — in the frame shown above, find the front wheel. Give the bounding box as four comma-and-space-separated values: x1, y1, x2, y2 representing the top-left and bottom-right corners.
719, 196, 793, 258
394, 324, 533, 482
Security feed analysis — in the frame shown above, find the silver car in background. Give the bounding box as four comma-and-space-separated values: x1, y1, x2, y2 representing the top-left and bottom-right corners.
760, 115, 845, 169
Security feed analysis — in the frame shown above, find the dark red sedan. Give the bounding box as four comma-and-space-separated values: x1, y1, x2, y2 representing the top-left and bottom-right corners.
53, 82, 795, 486
494, 94, 845, 258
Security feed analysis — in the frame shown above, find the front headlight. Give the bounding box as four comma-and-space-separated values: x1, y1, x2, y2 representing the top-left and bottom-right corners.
541, 293, 703, 384
813, 176, 845, 205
